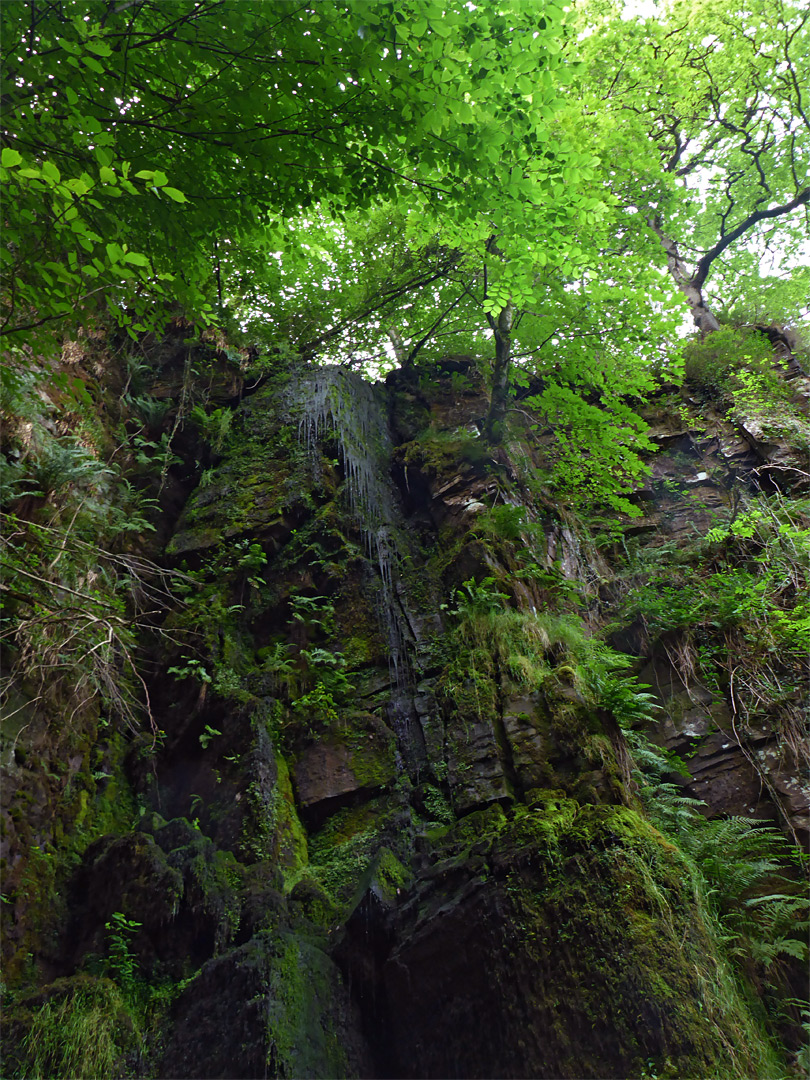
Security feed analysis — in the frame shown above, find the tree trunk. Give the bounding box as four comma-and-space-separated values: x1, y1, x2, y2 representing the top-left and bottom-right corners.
387, 326, 409, 367
484, 301, 514, 444
648, 219, 721, 335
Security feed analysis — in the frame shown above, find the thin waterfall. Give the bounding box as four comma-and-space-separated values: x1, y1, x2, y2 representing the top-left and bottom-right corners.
293, 367, 416, 714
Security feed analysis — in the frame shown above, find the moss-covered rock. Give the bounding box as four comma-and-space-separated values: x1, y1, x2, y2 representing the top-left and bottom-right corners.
375, 803, 784, 1079
166, 378, 315, 558
439, 650, 513, 813
158, 929, 372, 1080
291, 713, 397, 812
307, 796, 409, 912
69, 832, 184, 973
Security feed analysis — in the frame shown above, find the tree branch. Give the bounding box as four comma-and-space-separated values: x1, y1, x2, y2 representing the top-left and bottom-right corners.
694, 187, 810, 288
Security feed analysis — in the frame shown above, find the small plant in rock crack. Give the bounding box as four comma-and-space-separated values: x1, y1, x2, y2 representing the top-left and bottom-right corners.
199, 724, 222, 749
289, 592, 336, 636
590, 671, 661, 728
442, 577, 510, 619
189, 403, 234, 451
104, 912, 141, 993
168, 656, 213, 683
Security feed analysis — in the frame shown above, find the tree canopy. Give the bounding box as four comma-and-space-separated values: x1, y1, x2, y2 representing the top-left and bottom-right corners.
575, 0, 809, 333
1, 0, 592, 340
2, 0, 808, 502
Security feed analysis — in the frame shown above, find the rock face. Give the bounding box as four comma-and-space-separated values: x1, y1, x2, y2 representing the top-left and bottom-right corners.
622, 381, 810, 848
159, 931, 373, 1080
292, 713, 397, 814
637, 653, 810, 846
2, 348, 806, 1079
372, 804, 772, 1080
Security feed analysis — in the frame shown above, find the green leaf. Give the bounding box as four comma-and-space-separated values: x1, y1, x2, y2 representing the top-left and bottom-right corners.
123, 252, 150, 267
86, 39, 112, 57
41, 161, 61, 184
66, 178, 91, 195
161, 187, 187, 203
99, 166, 116, 185
1, 149, 22, 168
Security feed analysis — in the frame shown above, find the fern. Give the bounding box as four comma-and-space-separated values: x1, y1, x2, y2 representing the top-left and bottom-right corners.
629, 725, 809, 1006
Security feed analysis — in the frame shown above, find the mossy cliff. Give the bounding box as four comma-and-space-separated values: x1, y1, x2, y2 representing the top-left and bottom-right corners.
1, 338, 807, 1078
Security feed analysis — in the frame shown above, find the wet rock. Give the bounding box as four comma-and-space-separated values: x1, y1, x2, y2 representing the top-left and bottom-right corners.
69, 832, 183, 967
342, 805, 772, 1080
501, 696, 554, 791
291, 713, 397, 810
166, 378, 313, 558
446, 712, 512, 813
159, 930, 373, 1080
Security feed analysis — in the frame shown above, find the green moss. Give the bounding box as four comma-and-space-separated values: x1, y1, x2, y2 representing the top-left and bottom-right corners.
395, 428, 490, 478
239, 776, 276, 863
274, 754, 309, 889
439, 646, 499, 721
341, 634, 376, 666
420, 784, 455, 827
238, 716, 298, 869
188, 846, 244, 951
3, 725, 137, 994
307, 798, 398, 910
168, 391, 314, 557
443, 804, 509, 854
372, 847, 411, 904
264, 932, 350, 1080
345, 728, 397, 790
436, 802, 784, 1079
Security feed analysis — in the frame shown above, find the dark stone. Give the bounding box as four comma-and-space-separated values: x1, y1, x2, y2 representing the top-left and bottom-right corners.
159, 930, 373, 1080
69, 832, 183, 968
343, 806, 774, 1080
435, 354, 475, 374
501, 695, 554, 790
291, 714, 397, 809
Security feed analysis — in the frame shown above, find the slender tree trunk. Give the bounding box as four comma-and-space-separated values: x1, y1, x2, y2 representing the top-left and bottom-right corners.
648, 219, 721, 335
484, 301, 514, 443
387, 326, 408, 366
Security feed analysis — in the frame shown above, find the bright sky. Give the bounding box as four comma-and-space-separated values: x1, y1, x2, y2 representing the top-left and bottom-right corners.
622, 0, 664, 16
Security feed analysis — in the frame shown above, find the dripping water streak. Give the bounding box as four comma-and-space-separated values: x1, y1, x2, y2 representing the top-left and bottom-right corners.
296, 368, 410, 693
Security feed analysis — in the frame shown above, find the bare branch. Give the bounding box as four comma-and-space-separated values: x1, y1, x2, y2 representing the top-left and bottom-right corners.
694, 187, 810, 288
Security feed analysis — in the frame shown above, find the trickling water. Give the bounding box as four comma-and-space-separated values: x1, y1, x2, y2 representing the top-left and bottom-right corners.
299, 367, 391, 526
292, 367, 426, 773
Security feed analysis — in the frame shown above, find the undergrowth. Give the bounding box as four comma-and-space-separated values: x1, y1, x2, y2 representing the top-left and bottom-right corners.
626, 731, 809, 1066
683, 326, 810, 451
0, 360, 190, 735
15, 980, 139, 1079
615, 493, 810, 773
